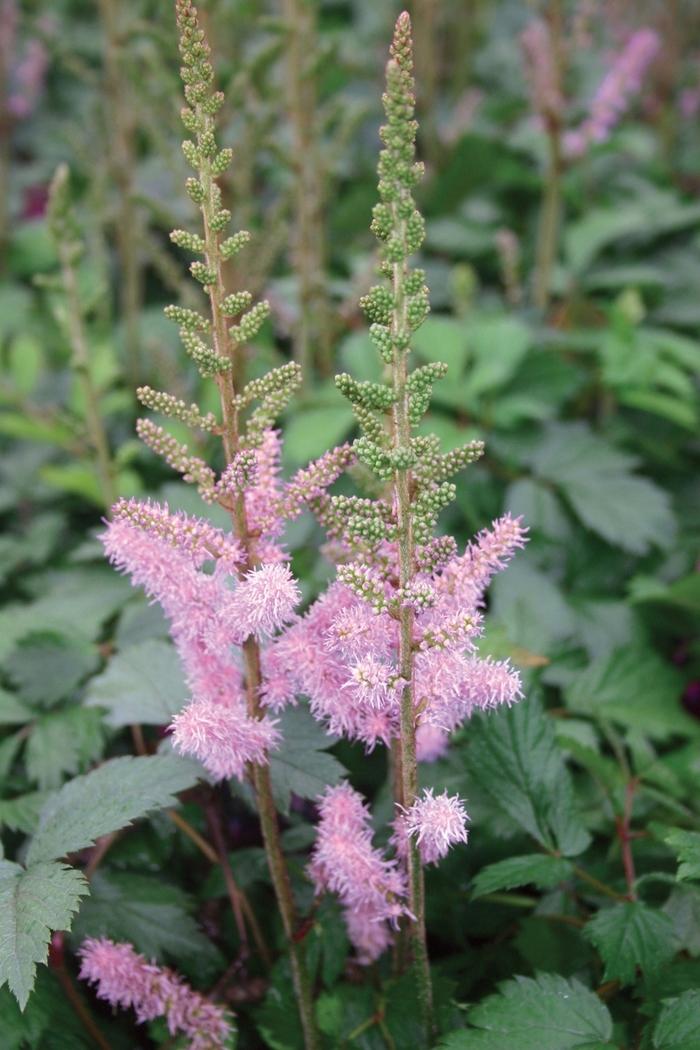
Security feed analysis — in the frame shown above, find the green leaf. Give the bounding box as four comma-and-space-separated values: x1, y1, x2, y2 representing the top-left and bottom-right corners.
5, 633, 99, 707
584, 902, 679, 985
0, 793, 48, 835
565, 648, 697, 742
462, 316, 531, 398
529, 422, 675, 554
472, 854, 573, 899
25, 707, 105, 790
412, 316, 469, 373
663, 829, 700, 882
436, 973, 614, 1049
653, 990, 700, 1049
663, 885, 700, 956
268, 706, 345, 816
85, 640, 188, 727
70, 871, 222, 978
468, 697, 591, 856
27, 755, 200, 865
282, 403, 354, 466
0, 862, 88, 1008
0, 689, 33, 725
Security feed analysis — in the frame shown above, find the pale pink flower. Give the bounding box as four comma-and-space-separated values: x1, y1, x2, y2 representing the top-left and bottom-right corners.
399, 789, 469, 865
269, 515, 526, 750
171, 698, 280, 779
79, 938, 233, 1049
231, 563, 300, 637
309, 783, 408, 962
564, 28, 660, 158
415, 723, 449, 763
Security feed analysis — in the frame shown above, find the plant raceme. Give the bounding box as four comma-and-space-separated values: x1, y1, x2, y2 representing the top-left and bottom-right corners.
83, 5, 527, 1046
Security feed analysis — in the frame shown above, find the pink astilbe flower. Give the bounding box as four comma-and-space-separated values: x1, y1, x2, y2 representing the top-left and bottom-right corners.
309, 783, 409, 962
171, 698, 280, 780
232, 563, 300, 637
267, 514, 527, 754
79, 938, 233, 1049
415, 723, 449, 763
563, 28, 660, 158
397, 789, 469, 865
102, 506, 300, 779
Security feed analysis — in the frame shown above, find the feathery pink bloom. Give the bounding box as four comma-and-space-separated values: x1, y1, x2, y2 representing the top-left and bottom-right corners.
270, 515, 526, 753
171, 698, 280, 780
79, 938, 233, 1049
231, 563, 300, 638
309, 783, 408, 962
103, 509, 296, 780
564, 28, 660, 158
415, 723, 449, 763
398, 789, 469, 865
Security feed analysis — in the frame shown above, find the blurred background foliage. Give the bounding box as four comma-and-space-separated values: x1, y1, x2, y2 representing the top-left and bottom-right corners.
1, 0, 699, 1047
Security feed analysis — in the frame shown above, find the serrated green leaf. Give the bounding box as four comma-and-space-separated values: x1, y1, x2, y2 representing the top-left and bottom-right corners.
268, 706, 345, 816
528, 422, 675, 554
436, 973, 613, 1049
0, 689, 33, 725
653, 990, 700, 1049
25, 707, 105, 790
663, 885, 700, 956
0, 793, 48, 835
85, 639, 188, 727
565, 648, 697, 742
472, 854, 573, 899
70, 871, 222, 978
5, 633, 99, 708
584, 902, 678, 985
27, 755, 200, 865
468, 697, 591, 856
663, 829, 700, 882
0, 862, 88, 1008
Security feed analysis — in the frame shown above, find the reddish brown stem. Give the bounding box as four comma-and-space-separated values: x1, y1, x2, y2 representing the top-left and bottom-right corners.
617, 778, 639, 900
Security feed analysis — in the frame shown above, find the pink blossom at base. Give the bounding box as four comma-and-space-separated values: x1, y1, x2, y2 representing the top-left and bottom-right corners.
400, 789, 469, 865
269, 515, 527, 750
232, 563, 300, 637
79, 938, 233, 1049
415, 723, 449, 763
171, 698, 280, 780
309, 783, 408, 962
563, 28, 660, 158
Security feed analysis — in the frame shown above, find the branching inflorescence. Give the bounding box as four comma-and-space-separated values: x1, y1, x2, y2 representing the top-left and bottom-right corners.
95, 7, 526, 1048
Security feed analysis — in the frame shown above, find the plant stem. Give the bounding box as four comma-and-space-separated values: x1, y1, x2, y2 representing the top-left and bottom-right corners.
55, 230, 117, 511
97, 0, 142, 383
54, 962, 113, 1050
196, 100, 320, 1050
390, 214, 432, 1039
533, 0, 564, 312
617, 778, 639, 900
572, 864, 627, 903
281, 0, 332, 379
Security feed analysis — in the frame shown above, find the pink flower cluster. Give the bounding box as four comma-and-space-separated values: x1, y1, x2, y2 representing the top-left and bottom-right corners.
564, 28, 660, 158
79, 938, 233, 1050
103, 432, 352, 780
394, 788, 469, 865
309, 783, 409, 962
265, 514, 526, 756
1, 1, 49, 121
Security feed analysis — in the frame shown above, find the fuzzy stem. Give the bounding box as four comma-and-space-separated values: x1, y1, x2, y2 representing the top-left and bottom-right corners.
97, 0, 142, 383
390, 225, 432, 1039
281, 0, 332, 379
533, 0, 564, 312
55, 222, 117, 511
192, 52, 319, 1050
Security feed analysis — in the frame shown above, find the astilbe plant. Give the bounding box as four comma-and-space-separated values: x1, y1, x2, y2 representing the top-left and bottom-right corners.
88, 6, 527, 1047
